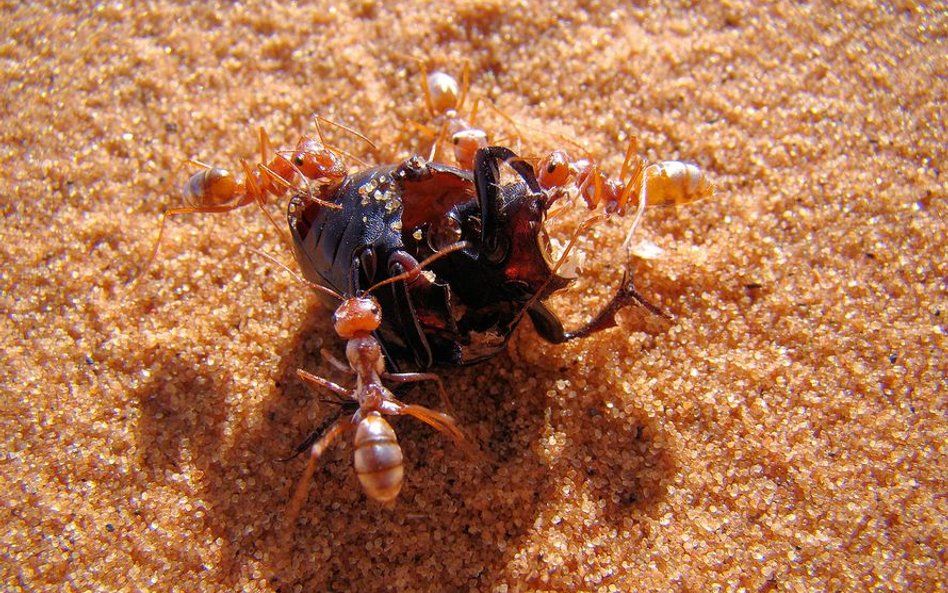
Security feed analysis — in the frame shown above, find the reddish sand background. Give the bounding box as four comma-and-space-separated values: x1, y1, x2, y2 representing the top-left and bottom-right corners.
1, 2, 944, 591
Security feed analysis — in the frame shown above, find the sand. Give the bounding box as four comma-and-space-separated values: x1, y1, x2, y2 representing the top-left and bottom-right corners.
0, 1, 944, 591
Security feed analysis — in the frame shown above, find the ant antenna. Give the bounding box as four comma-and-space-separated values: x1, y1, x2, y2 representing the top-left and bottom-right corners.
250, 248, 345, 303
314, 114, 379, 153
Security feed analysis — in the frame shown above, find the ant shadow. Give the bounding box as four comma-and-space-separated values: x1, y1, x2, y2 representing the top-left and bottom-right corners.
130, 292, 676, 591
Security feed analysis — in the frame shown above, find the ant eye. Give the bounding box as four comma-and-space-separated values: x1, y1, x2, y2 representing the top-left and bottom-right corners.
293, 155, 304, 166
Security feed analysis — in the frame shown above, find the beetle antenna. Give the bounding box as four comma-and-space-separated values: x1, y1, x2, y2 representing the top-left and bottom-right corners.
364, 241, 472, 296
249, 248, 344, 302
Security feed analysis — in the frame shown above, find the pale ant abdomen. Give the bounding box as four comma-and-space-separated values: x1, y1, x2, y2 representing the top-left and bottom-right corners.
418, 63, 489, 170
639, 160, 713, 208
182, 167, 239, 208
353, 412, 404, 503
536, 138, 715, 251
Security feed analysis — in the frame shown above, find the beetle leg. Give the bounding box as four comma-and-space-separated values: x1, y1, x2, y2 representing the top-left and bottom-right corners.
387, 253, 435, 369
524, 302, 569, 344
526, 271, 669, 344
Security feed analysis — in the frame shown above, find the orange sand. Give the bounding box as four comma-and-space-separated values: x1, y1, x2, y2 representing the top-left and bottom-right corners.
0, 1, 944, 591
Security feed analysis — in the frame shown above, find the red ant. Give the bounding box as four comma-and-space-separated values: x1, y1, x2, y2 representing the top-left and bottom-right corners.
414, 61, 521, 171
536, 136, 715, 252
275, 242, 471, 524
133, 118, 376, 284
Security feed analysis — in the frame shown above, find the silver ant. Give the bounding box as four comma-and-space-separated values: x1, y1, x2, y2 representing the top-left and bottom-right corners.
276, 243, 472, 524
133, 118, 375, 283
411, 66, 715, 252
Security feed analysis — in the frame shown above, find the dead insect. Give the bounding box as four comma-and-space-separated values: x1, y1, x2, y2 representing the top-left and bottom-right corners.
288, 145, 652, 371
281, 244, 469, 521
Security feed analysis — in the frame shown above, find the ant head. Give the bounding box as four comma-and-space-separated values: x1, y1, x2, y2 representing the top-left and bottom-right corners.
291, 138, 347, 184
333, 295, 382, 339
537, 150, 572, 191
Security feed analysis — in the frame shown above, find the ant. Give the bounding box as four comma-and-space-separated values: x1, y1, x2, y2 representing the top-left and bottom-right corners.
535, 136, 714, 252
275, 242, 472, 524
133, 118, 375, 284
414, 61, 520, 171
409, 61, 713, 252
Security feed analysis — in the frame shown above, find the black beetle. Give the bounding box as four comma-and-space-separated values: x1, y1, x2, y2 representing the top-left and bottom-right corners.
287, 146, 652, 370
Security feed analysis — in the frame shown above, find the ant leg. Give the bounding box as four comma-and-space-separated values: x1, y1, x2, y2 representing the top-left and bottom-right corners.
456, 59, 471, 114
258, 126, 271, 169
284, 416, 354, 528
612, 138, 645, 214
619, 169, 648, 255
238, 159, 293, 248
428, 120, 449, 163
576, 164, 606, 209
395, 402, 465, 446
296, 368, 351, 399
320, 348, 354, 375
392, 400, 484, 461
185, 157, 215, 170
383, 370, 454, 416
128, 202, 249, 287
417, 59, 436, 117
617, 136, 640, 182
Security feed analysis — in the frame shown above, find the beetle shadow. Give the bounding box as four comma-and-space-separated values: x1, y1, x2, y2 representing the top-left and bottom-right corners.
132, 351, 229, 487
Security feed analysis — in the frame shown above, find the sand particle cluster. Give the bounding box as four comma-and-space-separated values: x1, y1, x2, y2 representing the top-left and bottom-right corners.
0, 2, 944, 591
